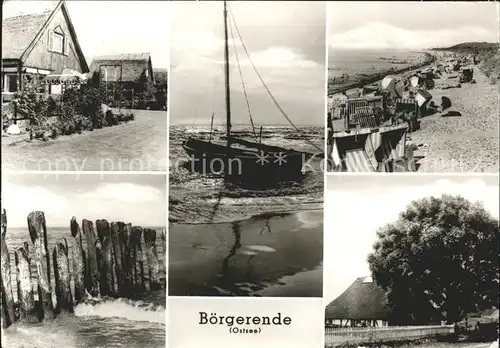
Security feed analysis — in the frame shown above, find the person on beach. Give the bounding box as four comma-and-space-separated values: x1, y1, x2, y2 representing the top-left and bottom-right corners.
441, 96, 452, 111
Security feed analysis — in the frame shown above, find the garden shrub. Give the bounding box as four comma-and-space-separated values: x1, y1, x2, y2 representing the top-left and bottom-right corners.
7, 69, 137, 141
121, 99, 131, 109
135, 99, 146, 109
46, 96, 58, 116
57, 91, 78, 136
2, 108, 13, 131
15, 83, 50, 140
122, 113, 134, 123
105, 109, 116, 126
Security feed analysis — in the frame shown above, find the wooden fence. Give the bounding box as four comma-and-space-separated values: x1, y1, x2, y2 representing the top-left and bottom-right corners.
324, 325, 455, 347
0, 209, 166, 329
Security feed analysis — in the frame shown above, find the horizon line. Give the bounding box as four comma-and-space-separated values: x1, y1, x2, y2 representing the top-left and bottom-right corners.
8, 224, 166, 229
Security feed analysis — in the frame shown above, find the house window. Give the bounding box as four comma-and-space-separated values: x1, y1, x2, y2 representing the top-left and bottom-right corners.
4, 74, 18, 92
49, 29, 69, 55
52, 32, 64, 53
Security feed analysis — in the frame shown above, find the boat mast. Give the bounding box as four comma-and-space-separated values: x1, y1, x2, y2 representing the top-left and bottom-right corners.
223, 0, 232, 146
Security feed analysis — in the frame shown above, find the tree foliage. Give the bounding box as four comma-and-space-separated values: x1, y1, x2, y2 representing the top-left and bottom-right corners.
133, 71, 156, 109
368, 194, 499, 325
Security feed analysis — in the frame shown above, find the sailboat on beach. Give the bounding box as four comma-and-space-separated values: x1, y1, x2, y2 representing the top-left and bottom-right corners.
182, 1, 322, 182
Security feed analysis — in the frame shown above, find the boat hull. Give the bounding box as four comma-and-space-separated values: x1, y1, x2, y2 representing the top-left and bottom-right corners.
182, 138, 306, 181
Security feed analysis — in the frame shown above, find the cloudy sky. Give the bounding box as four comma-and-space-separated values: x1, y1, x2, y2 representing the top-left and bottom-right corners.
324, 175, 499, 305
3, 0, 170, 68
329, 1, 499, 50
170, 1, 325, 126
2, 173, 166, 228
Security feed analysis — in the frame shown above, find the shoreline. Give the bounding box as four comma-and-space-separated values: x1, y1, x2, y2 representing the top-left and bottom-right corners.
328, 52, 436, 96
169, 195, 323, 224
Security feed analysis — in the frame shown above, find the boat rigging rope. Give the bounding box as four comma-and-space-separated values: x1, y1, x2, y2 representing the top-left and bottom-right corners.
229, 14, 257, 139
228, 5, 323, 154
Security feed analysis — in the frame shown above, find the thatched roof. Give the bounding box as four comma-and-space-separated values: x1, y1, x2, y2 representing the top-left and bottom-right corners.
2, 10, 53, 59
1, 0, 89, 72
89, 53, 153, 82
325, 277, 391, 320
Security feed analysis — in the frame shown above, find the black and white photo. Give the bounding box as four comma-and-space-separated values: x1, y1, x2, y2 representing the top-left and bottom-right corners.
2, 0, 169, 171
324, 174, 499, 348
327, 1, 499, 173
1, 172, 166, 348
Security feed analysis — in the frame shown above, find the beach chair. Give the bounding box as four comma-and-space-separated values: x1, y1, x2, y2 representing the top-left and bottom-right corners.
344, 148, 376, 172
344, 99, 368, 129
352, 106, 379, 128
345, 98, 381, 129
394, 98, 419, 132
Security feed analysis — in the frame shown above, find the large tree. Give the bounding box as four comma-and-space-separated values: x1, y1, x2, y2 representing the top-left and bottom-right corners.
368, 194, 499, 325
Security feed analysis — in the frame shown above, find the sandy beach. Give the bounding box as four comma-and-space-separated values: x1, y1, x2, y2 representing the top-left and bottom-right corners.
410, 60, 499, 172
168, 125, 324, 224
328, 51, 499, 173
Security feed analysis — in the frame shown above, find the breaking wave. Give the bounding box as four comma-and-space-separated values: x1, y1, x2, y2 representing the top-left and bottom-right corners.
75, 297, 165, 324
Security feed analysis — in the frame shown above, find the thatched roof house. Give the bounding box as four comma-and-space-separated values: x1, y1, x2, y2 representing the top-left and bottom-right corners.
2, 0, 89, 99
89, 53, 154, 83
325, 276, 391, 327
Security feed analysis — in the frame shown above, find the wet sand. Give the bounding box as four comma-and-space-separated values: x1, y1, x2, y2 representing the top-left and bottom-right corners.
169, 125, 324, 224
170, 191, 323, 224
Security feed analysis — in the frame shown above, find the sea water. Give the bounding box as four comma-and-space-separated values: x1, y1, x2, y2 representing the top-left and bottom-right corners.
328, 48, 427, 80
168, 210, 323, 297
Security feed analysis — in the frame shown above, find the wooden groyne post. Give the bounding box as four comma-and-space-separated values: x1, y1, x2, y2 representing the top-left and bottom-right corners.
1, 209, 16, 327
132, 226, 146, 292
70, 217, 86, 304
28, 211, 54, 320
14, 244, 37, 322
144, 228, 160, 291
110, 222, 125, 296
161, 228, 166, 265
96, 219, 114, 296
53, 238, 73, 314
161, 229, 166, 287
82, 219, 100, 297
120, 223, 133, 295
